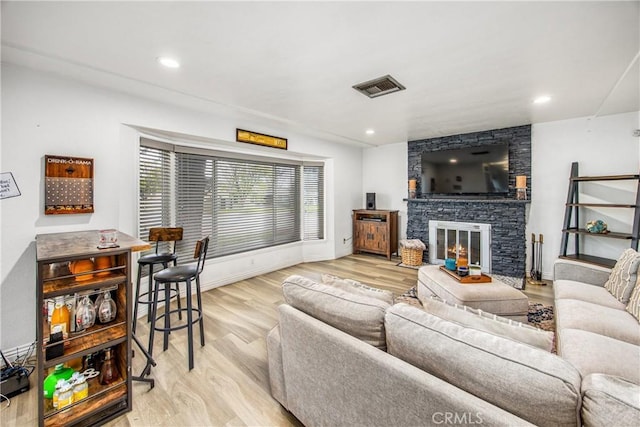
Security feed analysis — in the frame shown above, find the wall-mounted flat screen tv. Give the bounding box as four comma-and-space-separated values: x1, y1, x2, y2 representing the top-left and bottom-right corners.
421, 143, 509, 195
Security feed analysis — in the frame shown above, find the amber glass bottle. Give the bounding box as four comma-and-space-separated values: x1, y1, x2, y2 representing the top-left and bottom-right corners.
99, 348, 117, 385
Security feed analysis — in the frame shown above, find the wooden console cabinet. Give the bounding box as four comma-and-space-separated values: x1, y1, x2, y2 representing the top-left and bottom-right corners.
353, 209, 398, 259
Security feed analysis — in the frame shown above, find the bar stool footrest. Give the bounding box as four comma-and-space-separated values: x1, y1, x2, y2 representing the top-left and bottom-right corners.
153, 308, 203, 333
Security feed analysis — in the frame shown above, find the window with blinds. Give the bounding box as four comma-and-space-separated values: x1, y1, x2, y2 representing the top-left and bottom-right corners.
303, 164, 324, 240
139, 145, 172, 240
139, 139, 323, 261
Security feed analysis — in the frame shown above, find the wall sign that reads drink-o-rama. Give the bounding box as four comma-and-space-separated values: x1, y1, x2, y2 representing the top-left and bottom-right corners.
44, 154, 94, 215
236, 129, 288, 150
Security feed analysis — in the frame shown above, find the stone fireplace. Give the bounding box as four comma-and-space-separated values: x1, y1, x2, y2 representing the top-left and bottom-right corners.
406, 125, 531, 278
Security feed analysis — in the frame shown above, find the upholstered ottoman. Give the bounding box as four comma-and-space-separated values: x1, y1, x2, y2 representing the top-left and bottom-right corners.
417, 265, 529, 322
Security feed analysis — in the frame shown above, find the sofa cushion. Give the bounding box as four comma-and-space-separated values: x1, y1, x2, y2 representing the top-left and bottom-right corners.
385, 303, 581, 427
554, 279, 626, 310
282, 275, 390, 350
555, 299, 640, 345
626, 279, 640, 322
581, 373, 640, 427
557, 328, 640, 384
321, 273, 394, 305
604, 248, 640, 304
421, 297, 554, 352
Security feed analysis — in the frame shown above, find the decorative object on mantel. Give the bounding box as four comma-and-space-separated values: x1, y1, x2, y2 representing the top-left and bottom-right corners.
586, 219, 609, 234
515, 175, 527, 200
0, 172, 21, 199
408, 179, 417, 199
44, 155, 94, 214
236, 128, 288, 150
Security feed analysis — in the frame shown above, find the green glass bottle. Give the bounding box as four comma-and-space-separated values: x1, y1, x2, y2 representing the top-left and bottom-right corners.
43, 364, 74, 399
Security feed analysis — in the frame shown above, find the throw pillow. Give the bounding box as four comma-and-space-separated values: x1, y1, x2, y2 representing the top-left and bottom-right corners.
321, 273, 394, 305
282, 275, 390, 350
604, 248, 640, 303
625, 277, 640, 322
421, 297, 555, 352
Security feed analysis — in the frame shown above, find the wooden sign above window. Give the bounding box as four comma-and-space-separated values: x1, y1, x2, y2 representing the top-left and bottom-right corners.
45, 155, 94, 215
236, 129, 287, 150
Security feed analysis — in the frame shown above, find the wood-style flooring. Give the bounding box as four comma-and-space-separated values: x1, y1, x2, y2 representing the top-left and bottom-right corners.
0, 254, 552, 426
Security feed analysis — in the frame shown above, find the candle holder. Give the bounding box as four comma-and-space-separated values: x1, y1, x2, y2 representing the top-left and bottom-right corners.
515, 175, 527, 200
516, 188, 527, 200
408, 179, 417, 199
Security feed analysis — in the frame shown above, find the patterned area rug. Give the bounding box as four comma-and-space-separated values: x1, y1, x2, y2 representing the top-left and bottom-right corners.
397, 286, 555, 332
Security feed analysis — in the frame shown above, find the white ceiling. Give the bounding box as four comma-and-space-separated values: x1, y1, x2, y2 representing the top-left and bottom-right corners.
2, 1, 639, 147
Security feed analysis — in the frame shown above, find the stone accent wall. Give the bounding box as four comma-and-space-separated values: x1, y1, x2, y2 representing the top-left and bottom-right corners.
407, 199, 528, 277
406, 125, 531, 278
408, 124, 531, 199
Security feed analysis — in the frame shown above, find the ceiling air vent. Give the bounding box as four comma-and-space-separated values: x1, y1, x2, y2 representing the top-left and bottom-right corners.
352, 75, 406, 98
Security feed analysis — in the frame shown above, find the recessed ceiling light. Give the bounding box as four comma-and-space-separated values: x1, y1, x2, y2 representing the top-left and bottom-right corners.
157, 57, 180, 69
533, 95, 551, 104
449, 158, 458, 164
365, 129, 375, 135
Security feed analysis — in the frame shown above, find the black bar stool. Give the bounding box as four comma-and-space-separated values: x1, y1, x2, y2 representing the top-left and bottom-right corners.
133, 227, 183, 333
148, 236, 209, 371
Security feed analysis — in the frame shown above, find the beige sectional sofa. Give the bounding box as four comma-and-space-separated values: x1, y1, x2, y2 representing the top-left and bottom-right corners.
267, 258, 640, 426
553, 258, 640, 426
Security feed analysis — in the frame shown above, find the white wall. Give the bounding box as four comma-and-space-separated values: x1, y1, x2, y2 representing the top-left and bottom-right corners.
363, 111, 640, 280
362, 143, 409, 239
0, 63, 363, 351
529, 112, 640, 279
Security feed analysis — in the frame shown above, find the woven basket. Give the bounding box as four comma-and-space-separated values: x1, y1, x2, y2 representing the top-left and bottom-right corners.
401, 247, 423, 266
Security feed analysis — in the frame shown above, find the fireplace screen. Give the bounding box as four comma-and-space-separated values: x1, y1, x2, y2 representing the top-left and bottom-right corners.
429, 220, 491, 272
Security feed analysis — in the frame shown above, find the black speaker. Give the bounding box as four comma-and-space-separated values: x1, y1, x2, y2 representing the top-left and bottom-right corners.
366, 193, 376, 210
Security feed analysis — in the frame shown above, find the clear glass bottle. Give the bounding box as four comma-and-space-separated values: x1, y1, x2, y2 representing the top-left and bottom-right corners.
52, 379, 65, 409
99, 348, 117, 385
57, 382, 73, 409
73, 373, 89, 401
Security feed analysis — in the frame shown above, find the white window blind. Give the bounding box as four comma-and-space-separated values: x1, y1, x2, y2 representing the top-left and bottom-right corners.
139, 144, 172, 240
303, 164, 324, 240
139, 138, 321, 261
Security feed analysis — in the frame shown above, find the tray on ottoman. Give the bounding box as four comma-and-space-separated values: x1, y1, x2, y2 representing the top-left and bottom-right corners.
439, 266, 492, 283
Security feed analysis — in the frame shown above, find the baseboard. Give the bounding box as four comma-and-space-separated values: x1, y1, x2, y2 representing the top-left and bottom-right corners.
1, 342, 36, 366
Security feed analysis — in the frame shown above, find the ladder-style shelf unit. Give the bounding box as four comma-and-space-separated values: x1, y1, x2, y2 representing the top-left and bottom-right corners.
560, 162, 640, 268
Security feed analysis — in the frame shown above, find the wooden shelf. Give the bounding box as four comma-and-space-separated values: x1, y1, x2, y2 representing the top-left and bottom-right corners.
566, 203, 637, 208
562, 228, 633, 239
42, 327, 127, 369
560, 162, 639, 268
559, 254, 616, 268
571, 174, 639, 182
36, 231, 138, 427
42, 273, 127, 298
44, 382, 128, 427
